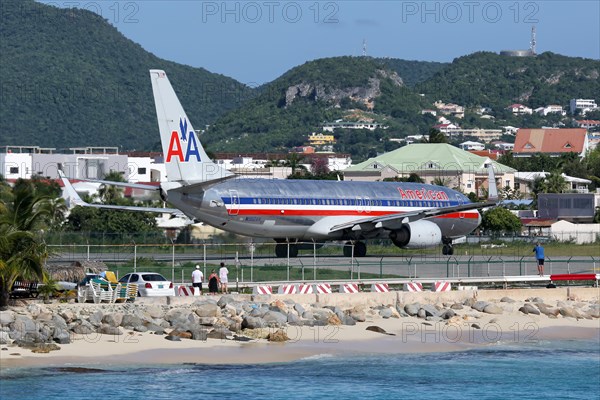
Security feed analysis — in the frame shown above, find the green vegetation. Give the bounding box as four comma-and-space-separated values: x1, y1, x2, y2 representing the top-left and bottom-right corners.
376, 58, 448, 87
481, 207, 523, 235
0, 0, 252, 150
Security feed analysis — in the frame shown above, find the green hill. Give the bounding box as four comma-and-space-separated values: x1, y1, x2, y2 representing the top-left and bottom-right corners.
203, 56, 433, 160
416, 51, 600, 110
376, 58, 447, 87
0, 0, 252, 150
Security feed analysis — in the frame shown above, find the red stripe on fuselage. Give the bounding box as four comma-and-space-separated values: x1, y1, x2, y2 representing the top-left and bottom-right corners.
227, 208, 480, 219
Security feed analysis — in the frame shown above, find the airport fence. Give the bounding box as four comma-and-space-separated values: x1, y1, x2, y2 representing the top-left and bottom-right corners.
47, 241, 599, 285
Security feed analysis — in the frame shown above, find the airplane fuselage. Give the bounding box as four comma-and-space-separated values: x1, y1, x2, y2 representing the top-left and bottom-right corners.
167, 178, 481, 243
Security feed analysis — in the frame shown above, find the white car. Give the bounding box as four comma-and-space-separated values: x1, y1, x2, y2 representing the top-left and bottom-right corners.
118, 272, 175, 297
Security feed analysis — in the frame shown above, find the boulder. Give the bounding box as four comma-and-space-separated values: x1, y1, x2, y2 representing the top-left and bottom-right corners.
166, 308, 193, 323
350, 311, 366, 322
471, 301, 490, 312
417, 309, 427, 319
379, 308, 393, 319
301, 311, 314, 320
440, 309, 456, 320
134, 325, 148, 332
191, 329, 208, 341
242, 316, 265, 330
11, 315, 36, 334
536, 304, 560, 317
52, 329, 71, 344
60, 310, 75, 323
342, 315, 356, 326
294, 303, 306, 315
99, 325, 123, 335
483, 304, 503, 315
263, 311, 288, 327
145, 305, 164, 319
421, 304, 439, 317
0, 331, 12, 345
463, 298, 476, 307
450, 303, 464, 310
287, 312, 302, 326
217, 295, 235, 308
165, 335, 181, 341
207, 327, 232, 340
519, 304, 540, 315
169, 329, 192, 339
102, 313, 124, 327
559, 307, 583, 319
121, 314, 143, 328
500, 297, 516, 303
0, 310, 16, 326
312, 308, 334, 322
327, 314, 342, 325
404, 303, 420, 316
88, 310, 104, 326
73, 321, 95, 335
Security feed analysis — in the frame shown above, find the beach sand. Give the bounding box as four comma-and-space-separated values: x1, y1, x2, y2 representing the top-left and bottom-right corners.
1, 288, 598, 368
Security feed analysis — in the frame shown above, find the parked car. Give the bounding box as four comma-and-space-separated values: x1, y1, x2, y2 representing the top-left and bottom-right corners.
118, 272, 175, 297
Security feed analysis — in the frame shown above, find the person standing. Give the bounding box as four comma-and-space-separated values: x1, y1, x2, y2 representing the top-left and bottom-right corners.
191, 265, 203, 295
533, 242, 545, 277
219, 262, 229, 294
208, 269, 219, 295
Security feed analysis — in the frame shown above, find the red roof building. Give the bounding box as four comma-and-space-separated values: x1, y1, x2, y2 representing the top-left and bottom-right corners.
513, 128, 589, 157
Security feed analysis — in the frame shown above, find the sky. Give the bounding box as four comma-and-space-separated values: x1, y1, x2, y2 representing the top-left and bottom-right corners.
39, 1, 600, 85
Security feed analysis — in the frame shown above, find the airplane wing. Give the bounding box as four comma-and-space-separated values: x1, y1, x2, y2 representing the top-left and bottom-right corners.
58, 170, 182, 215
329, 201, 496, 233
65, 177, 160, 191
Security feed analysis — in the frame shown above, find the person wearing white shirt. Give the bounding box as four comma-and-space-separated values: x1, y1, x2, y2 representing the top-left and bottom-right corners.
218, 262, 229, 294
192, 265, 204, 294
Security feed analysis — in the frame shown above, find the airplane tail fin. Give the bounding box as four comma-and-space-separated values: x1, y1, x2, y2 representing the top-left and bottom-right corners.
486, 163, 499, 202
149, 70, 232, 184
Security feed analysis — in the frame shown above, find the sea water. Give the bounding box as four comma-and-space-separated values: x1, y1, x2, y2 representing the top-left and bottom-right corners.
1, 339, 599, 399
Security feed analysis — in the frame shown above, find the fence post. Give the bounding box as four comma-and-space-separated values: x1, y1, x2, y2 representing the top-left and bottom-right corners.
408, 257, 413, 279
468, 256, 472, 277
567, 256, 572, 274
519, 256, 524, 276
487, 256, 492, 276
313, 240, 316, 281
380, 257, 384, 279
133, 244, 137, 273
446, 258, 450, 277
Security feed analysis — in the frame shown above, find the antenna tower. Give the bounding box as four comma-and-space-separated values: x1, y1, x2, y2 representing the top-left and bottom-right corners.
362, 39, 367, 57
530, 26, 537, 55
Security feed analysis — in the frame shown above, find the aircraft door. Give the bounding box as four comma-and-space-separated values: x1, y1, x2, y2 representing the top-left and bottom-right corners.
229, 190, 240, 216
456, 194, 465, 219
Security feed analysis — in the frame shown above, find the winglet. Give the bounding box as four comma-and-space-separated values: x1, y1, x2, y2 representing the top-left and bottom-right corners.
486, 163, 498, 202
58, 170, 88, 208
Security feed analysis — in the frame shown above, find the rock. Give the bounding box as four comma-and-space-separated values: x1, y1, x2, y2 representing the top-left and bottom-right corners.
263, 311, 288, 328
0, 310, 16, 326
134, 325, 148, 332
102, 313, 124, 327
145, 306, 164, 319
536, 304, 560, 317
450, 303, 464, 310
166, 308, 193, 323
169, 330, 192, 339
51, 315, 68, 331
270, 300, 288, 313
146, 323, 165, 334
100, 325, 123, 335
379, 308, 393, 319
267, 329, 289, 342
287, 312, 303, 326
559, 307, 583, 319
328, 314, 342, 325
500, 297, 516, 303
483, 304, 503, 315
207, 327, 232, 340
302, 311, 314, 320
585, 309, 600, 318
350, 311, 366, 322
294, 303, 306, 315
53, 330, 71, 344
404, 303, 420, 316
417, 309, 427, 319
471, 323, 481, 329
242, 316, 265, 330
342, 315, 356, 326
60, 310, 75, 323
217, 295, 235, 308
73, 321, 95, 335
190, 329, 208, 341
89, 310, 104, 326
519, 304, 540, 315
197, 317, 218, 326
26, 304, 43, 318
463, 298, 476, 307
471, 301, 490, 312
31, 343, 61, 353
36, 312, 53, 321
421, 304, 439, 317
312, 308, 334, 322
165, 335, 181, 341
528, 297, 544, 304
232, 335, 253, 342
0, 331, 12, 345
440, 309, 456, 320
366, 326, 395, 336
121, 314, 143, 328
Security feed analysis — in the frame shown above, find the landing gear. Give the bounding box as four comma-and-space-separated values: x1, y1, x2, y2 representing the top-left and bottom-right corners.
343, 241, 367, 257
442, 244, 454, 256
275, 243, 298, 258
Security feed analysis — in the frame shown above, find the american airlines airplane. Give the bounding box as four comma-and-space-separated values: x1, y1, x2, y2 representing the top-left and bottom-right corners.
60, 69, 498, 257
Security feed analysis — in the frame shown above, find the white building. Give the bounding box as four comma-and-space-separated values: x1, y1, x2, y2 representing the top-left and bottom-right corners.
534, 105, 566, 116
570, 99, 598, 115
322, 121, 387, 132
459, 141, 485, 151
506, 104, 533, 115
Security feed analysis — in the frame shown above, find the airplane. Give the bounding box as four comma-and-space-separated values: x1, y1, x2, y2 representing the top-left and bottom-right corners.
59, 69, 498, 258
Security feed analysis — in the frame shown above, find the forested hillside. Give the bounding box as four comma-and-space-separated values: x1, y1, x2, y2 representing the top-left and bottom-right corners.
0, 0, 252, 150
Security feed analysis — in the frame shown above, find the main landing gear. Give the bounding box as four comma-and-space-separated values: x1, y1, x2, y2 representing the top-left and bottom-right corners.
275, 243, 299, 258
442, 239, 454, 256
343, 241, 367, 257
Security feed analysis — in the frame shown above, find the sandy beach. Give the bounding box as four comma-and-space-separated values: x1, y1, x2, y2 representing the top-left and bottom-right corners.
1, 288, 598, 369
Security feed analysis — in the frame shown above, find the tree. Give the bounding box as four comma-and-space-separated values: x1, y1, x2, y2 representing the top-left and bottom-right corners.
481, 207, 522, 235
97, 171, 126, 204
0, 183, 52, 309
283, 153, 306, 176
310, 157, 330, 176
528, 176, 547, 207
544, 171, 567, 193
427, 128, 448, 144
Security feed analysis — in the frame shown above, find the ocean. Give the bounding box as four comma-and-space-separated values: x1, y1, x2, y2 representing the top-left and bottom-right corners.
1, 339, 599, 399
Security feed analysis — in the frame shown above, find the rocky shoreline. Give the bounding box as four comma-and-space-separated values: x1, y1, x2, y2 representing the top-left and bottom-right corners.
1, 288, 598, 357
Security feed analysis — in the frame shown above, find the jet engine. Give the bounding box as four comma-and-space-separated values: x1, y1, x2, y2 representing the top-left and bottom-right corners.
389, 220, 442, 249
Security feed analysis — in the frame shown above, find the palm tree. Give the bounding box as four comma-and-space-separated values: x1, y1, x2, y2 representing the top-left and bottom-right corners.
0, 183, 52, 309
432, 177, 450, 187
544, 171, 567, 193
98, 171, 125, 204
528, 176, 547, 207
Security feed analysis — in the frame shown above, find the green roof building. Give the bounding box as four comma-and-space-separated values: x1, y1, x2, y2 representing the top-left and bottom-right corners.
344, 144, 516, 197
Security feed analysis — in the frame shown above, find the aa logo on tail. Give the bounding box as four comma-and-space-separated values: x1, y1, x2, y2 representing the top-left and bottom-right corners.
166, 118, 202, 162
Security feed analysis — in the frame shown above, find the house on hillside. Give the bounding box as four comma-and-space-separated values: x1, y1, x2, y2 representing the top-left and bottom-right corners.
513, 128, 589, 157
514, 172, 591, 196
506, 104, 533, 115
570, 99, 598, 115
459, 141, 485, 151
343, 143, 516, 197
534, 105, 566, 116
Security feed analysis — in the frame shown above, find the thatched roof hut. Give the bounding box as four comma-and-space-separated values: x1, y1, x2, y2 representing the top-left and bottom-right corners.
45, 261, 108, 282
